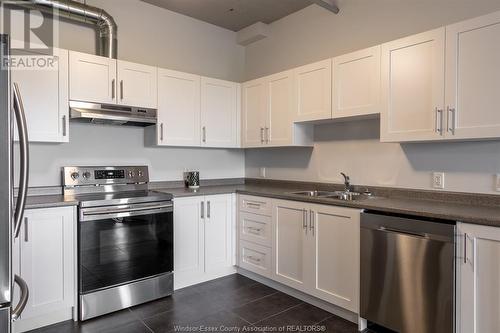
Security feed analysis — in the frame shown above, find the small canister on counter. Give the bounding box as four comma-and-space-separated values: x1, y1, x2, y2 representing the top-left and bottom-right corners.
185, 171, 200, 189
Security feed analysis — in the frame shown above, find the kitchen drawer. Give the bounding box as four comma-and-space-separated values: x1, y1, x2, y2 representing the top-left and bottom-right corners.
239, 212, 272, 247
239, 240, 272, 278
239, 195, 272, 216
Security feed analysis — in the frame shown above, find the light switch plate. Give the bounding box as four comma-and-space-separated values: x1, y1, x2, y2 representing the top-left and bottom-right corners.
432, 172, 445, 189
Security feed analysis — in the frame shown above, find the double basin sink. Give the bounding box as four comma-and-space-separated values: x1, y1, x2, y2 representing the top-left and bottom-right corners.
289, 190, 369, 201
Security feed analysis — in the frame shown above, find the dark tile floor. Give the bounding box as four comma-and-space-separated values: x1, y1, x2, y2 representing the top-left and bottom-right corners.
30, 274, 358, 333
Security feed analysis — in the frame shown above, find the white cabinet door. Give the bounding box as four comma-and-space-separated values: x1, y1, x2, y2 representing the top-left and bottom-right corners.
381, 28, 446, 142
242, 78, 267, 147
204, 194, 232, 273
157, 69, 201, 146
307, 204, 360, 313
201, 77, 238, 148
12, 48, 69, 143
458, 222, 500, 333
16, 207, 75, 324
266, 70, 294, 146
69, 51, 116, 104
333, 46, 381, 119
117, 60, 157, 108
294, 59, 332, 122
173, 196, 204, 289
273, 200, 308, 292
445, 11, 500, 140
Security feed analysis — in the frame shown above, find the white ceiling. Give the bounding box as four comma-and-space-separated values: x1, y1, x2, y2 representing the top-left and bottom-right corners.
140, 0, 317, 31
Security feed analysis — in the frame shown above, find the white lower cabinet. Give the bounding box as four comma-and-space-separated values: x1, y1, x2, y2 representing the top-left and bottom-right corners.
13, 206, 76, 333
237, 195, 361, 314
307, 204, 360, 313
174, 194, 235, 289
457, 222, 500, 333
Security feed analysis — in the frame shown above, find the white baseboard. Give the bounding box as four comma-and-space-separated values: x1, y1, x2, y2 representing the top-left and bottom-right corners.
237, 268, 359, 326
13, 307, 73, 333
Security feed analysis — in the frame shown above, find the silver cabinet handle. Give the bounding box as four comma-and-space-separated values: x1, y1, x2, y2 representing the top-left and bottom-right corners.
120, 80, 124, 100
246, 202, 261, 209
201, 201, 204, 219
207, 201, 211, 219
265, 127, 270, 143
202, 126, 206, 143
463, 233, 467, 264
12, 83, 29, 239
309, 210, 315, 235
111, 79, 115, 100
246, 226, 262, 235
62, 115, 67, 137
160, 123, 164, 141
24, 217, 28, 242
435, 108, 444, 135
447, 107, 456, 135
302, 209, 308, 233
260, 127, 264, 144
246, 255, 262, 263
11, 275, 29, 321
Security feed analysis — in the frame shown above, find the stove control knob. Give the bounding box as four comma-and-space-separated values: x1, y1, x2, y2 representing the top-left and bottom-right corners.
70, 172, 80, 180
128, 171, 135, 178
138, 170, 143, 177
82, 171, 91, 179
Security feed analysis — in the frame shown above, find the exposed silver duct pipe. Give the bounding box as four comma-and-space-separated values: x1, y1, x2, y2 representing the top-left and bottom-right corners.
12, 0, 117, 58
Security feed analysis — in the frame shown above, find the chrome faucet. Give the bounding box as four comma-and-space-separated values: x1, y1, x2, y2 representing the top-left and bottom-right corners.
340, 172, 351, 192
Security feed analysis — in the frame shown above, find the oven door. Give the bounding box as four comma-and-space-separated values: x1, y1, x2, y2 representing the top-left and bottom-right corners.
79, 201, 173, 294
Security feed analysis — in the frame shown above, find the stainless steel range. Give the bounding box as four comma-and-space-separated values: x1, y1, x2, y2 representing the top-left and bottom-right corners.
63, 166, 174, 321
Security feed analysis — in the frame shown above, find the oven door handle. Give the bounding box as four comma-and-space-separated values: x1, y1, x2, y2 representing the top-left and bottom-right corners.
81, 203, 173, 221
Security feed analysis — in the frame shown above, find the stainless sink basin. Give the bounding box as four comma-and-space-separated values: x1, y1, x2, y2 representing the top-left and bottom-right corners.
289, 190, 338, 197
324, 191, 365, 201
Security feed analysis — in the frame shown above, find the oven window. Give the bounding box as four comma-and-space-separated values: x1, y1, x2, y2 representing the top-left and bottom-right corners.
79, 211, 173, 293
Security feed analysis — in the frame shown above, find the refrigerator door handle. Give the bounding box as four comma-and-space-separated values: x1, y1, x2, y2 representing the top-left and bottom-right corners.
12, 83, 29, 239
11, 275, 29, 321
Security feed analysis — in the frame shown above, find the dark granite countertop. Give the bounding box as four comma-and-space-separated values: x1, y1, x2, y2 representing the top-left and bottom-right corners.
155, 183, 500, 227
22, 180, 500, 227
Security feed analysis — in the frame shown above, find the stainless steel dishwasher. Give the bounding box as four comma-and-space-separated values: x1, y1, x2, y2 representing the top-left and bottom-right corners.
360, 211, 455, 333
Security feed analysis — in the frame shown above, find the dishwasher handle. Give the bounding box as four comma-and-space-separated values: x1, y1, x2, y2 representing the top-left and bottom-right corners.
378, 226, 429, 239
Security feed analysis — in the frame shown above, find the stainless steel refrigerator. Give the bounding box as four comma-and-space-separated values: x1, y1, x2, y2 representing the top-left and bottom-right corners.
0, 34, 30, 333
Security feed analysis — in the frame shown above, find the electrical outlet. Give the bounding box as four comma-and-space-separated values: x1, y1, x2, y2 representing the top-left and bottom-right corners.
495, 174, 500, 192
259, 167, 266, 178
432, 172, 445, 189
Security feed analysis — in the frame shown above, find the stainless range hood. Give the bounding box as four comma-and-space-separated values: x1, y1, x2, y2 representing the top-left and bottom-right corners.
69, 101, 157, 127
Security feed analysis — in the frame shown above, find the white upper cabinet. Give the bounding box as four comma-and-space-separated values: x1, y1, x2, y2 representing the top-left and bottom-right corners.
381, 28, 446, 142
69, 51, 117, 104
156, 69, 201, 146
333, 46, 381, 119
445, 11, 500, 140
116, 60, 157, 108
201, 77, 239, 148
267, 70, 295, 146
242, 78, 268, 147
294, 59, 332, 122
12, 48, 69, 143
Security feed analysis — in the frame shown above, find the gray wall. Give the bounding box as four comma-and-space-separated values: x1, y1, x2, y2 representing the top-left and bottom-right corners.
244, 1, 500, 194
24, 124, 244, 187
14, 0, 246, 187
245, 0, 500, 80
